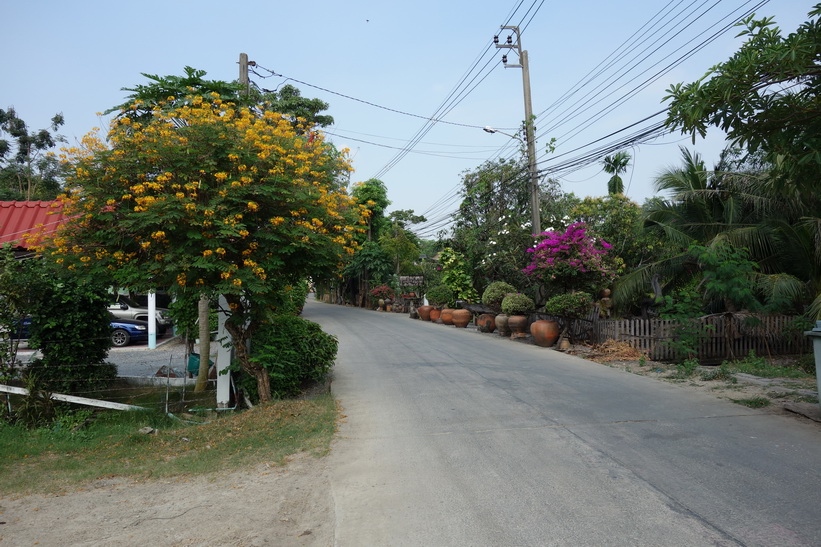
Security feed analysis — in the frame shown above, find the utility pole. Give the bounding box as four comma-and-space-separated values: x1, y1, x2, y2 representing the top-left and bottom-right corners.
239, 53, 254, 97
494, 26, 541, 236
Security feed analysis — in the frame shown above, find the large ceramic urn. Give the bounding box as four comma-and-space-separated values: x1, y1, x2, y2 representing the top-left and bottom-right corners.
417, 305, 433, 321
441, 308, 455, 325
530, 319, 560, 347
507, 315, 529, 338
452, 309, 471, 328
495, 314, 511, 337
429, 307, 442, 322
476, 313, 496, 333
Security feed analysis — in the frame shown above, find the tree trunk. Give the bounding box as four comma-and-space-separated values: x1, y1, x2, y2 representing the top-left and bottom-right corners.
223, 313, 271, 403
194, 294, 210, 392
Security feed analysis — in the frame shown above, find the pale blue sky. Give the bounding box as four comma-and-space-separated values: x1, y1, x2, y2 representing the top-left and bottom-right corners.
2, 1, 813, 236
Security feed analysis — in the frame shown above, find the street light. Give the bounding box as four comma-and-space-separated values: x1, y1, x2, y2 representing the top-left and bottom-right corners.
483, 125, 540, 236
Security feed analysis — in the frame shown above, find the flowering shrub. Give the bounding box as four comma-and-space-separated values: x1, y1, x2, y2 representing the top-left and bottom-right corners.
523, 223, 619, 293
369, 285, 395, 300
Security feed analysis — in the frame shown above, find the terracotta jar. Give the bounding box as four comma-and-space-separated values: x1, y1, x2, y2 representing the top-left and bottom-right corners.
530, 319, 560, 347
507, 315, 529, 338
452, 309, 471, 328
429, 307, 442, 322
495, 314, 510, 337
476, 313, 496, 333
417, 305, 433, 321
441, 308, 454, 325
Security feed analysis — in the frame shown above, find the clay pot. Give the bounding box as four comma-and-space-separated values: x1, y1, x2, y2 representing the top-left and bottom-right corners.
476, 313, 496, 333
495, 314, 510, 337
558, 337, 572, 350
508, 315, 529, 338
530, 319, 560, 347
452, 309, 471, 328
441, 308, 455, 325
429, 308, 442, 322
417, 305, 433, 321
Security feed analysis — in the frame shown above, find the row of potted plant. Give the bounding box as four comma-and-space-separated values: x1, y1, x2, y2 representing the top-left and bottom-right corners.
414, 280, 594, 350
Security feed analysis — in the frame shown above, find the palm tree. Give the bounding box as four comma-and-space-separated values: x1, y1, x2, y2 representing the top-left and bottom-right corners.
602, 151, 631, 195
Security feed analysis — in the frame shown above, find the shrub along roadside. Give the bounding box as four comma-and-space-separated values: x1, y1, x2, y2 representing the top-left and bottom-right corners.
231, 314, 338, 402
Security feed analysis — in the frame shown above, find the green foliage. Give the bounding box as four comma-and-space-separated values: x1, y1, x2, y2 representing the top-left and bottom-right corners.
0, 246, 40, 382
24, 270, 115, 393
0, 107, 65, 200
601, 151, 631, 195
658, 282, 712, 360
235, 315, 338, 401
481, 281, 517, 313
501, 293, 535, 316
721, 350, 814, 379
439, 247, 480, 303
351, 178, 391, 241
343, 240, 393, 285
425, 285, 454, 307
730, 396, 771, 409
664, 6, 821, 196
671, 358, 700, 378
692, 243, 760, 312
543, 291, 593, 320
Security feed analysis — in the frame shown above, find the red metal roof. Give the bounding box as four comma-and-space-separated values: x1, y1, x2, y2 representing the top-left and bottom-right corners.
0, 201, 70, 249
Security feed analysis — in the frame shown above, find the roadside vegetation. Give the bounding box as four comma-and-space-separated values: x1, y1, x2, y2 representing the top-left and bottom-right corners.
0, 389, 337, 495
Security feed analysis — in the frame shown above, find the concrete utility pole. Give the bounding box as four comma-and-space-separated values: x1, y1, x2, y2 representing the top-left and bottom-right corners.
494, 26, 541, 236
238, 53, 255, 96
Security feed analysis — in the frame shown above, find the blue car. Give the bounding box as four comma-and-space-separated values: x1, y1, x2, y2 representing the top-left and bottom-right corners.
110, 318, 149, 347
13, 315, 150, 347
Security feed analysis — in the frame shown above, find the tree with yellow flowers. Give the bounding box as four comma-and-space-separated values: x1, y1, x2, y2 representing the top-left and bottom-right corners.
48, 94, 367, 402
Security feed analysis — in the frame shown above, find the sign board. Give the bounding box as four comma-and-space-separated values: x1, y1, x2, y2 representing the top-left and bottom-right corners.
399, 275, 424, 287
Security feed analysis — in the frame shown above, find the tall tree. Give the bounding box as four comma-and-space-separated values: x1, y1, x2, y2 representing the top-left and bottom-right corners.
601, 151, 631, 195
0, 108, 65, 200
46, 95, 365, 402
664, 4, 821, 197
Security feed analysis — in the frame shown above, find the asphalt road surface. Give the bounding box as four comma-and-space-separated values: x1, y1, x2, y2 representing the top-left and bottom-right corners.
303, 298, 821, 546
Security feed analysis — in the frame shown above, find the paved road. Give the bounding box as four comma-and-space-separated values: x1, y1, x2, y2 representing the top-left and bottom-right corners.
302, 299, 821, 546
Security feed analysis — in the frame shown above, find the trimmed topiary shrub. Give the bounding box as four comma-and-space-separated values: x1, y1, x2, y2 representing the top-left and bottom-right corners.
426, 285, 454, 308
501, 293, 535, 316
482, 281, 517, 313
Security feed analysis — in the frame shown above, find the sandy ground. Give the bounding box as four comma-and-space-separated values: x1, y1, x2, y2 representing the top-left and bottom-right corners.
0, 453, 333, 546
2, 338, 818, 546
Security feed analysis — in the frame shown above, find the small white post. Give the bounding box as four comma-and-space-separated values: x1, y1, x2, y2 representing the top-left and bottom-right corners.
147, 291, 157, 349
216, 295, 233, 407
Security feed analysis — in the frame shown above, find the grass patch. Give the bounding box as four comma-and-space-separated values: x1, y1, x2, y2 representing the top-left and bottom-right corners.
722, 351, 814, 379
730, 396, 771, 408
0, 390, 337, 495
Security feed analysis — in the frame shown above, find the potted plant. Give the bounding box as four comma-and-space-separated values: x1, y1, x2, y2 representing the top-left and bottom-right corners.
543, 291, 593, 349
501, 293, 535, 338
483, 281, 516, 336
369, 285, 395, 311
426, 285, 454, 322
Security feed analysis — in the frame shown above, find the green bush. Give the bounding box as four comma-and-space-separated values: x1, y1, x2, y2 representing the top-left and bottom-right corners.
426, 285, 454, 307
482, 281, 517, 313
543, 292, 593, 320
24, 272, 117, 394
501, 293, 535, 315
234, 314, 338, 401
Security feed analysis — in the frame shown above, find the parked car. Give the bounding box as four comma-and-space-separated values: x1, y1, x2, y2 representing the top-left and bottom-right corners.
110, 317, 149, 347
108, 295, 172, 335
12, 315, 150, 347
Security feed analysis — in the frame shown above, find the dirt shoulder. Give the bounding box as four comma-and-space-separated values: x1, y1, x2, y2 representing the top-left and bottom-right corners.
0, 452, 333, 546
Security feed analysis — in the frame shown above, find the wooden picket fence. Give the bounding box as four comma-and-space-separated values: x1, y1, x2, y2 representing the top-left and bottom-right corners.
592, 314, 812, 363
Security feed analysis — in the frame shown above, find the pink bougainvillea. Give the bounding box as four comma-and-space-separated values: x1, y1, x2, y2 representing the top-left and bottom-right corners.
523, 223, 618, 292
